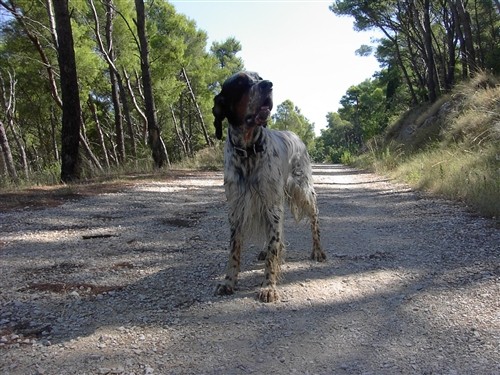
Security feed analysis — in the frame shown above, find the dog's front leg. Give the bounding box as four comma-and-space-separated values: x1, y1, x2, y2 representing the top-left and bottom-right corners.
215, 224, 242, 296
257, 206, 284, 303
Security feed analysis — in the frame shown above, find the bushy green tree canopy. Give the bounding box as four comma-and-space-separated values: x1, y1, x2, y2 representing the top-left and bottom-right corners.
270, 100, 315, 150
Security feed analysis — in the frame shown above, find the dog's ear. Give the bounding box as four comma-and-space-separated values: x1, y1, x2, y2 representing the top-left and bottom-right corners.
212, 93, 225, 140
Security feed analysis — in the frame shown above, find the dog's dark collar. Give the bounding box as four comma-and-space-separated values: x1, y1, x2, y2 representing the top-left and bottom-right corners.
229, 131, 265, 158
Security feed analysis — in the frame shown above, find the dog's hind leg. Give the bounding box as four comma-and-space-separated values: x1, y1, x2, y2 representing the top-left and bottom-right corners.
288, 179, 326, 262
215, 225, 242, 296
309, 201, 326, 262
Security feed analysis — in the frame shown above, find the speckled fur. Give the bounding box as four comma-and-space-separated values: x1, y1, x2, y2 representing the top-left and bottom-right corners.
218, 128, 325, 302
213, 72, 326, 302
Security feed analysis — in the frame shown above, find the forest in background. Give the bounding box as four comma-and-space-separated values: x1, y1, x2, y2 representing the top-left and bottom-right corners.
0, 0, 251, 182
0, 1, 499, 187
317, 0, 499, 163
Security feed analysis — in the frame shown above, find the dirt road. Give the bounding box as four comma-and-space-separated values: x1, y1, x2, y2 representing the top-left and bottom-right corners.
1, 165, 498, 374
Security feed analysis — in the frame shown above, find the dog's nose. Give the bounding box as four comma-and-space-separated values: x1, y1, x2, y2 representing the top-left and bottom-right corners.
260, 80, 273, 91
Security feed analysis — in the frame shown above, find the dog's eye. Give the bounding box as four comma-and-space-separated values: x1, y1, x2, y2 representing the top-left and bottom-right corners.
245, 115, 254, 124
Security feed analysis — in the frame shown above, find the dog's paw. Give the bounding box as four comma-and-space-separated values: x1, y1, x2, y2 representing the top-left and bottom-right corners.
257, 250, 267, 261
311, 249, 326, 262
257, 287, 279, 303
215, 283, 234, 296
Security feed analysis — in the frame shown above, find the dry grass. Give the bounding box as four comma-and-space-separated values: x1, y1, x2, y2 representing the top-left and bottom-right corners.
356, 72, 500, 218
176, 143, 224, 171
445, 75, 500, 147
392, 144, 499, 217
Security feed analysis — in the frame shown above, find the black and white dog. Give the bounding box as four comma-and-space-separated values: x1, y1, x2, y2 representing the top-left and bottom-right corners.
213, 71, 326, 302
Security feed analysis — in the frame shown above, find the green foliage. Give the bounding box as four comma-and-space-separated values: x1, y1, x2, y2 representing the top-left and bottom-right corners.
210, 37, 244, 73
340, 79, 390, 139
209, 37, 245, 93
331, 0, 500, 104
317, 75, 395, 163
339, 150, 354, 165
270, 100, 315, 151
315, 112, 354, 163
0, 0, 247, 182
72, 14, 107, 96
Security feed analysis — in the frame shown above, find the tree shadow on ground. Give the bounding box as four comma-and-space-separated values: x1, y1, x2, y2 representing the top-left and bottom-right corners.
1, 166, 498, 374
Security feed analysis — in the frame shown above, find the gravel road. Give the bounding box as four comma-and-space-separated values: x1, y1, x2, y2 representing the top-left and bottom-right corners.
1, 165, 498, 375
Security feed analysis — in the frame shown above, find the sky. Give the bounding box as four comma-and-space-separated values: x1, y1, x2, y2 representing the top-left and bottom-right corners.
171, 0, 382, 135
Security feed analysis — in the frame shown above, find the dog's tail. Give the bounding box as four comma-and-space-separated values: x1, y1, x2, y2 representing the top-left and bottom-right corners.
286, 156, 318, 223
287, 183, 318, 223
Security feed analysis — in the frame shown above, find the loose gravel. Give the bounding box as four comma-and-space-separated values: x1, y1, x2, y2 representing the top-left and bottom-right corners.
0, 165, 498, 374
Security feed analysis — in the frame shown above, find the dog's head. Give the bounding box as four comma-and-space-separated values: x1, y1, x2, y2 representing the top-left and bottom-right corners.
212, 71, 273, 140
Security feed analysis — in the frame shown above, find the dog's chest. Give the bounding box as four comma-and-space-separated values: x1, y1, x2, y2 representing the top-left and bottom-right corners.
225, 151, 286, 197
227, 153, 263, 184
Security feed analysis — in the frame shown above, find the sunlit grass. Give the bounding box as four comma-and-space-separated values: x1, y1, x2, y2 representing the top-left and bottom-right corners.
392, 145, 499, 217
354, 72, 500, 218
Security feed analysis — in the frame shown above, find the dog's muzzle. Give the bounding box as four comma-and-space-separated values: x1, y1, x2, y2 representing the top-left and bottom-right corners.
247, 80, 273, 126
254, 106, 271, 125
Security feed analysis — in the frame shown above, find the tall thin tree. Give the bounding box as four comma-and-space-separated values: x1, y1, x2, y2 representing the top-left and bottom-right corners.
134, 0, 168, 168
89, 0, 126, 163
53, 0, 82, 182
0, 119, 17, 180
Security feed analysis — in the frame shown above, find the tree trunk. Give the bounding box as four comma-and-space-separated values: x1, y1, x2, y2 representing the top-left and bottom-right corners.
377, 24, 419, 105
80, 120, 103, 172
0, 71, 28, 179
0, 119, 17, 180
179, 94, 192, 156
105, 0, 125, 163
423, 0, 437, 102
0, 147, 6, 176
109, 69, 125, 162
441, 2, 457, 91
89, 0, 126, 163
117, 76, 137, 159
456, 0, 476, 74
50, 107, 60, 162
45, 0, 58, 52
88, 95, 111, 169
452, 0, 476, 76
170, 105, 188, 157
104, 130, 118, 165
8, 122, 28, 179
472, 0, 485, 69
181, 68, 213, 146
134, 0, 168, 168
53, 0, 82, 182
124, 69, 148, 143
